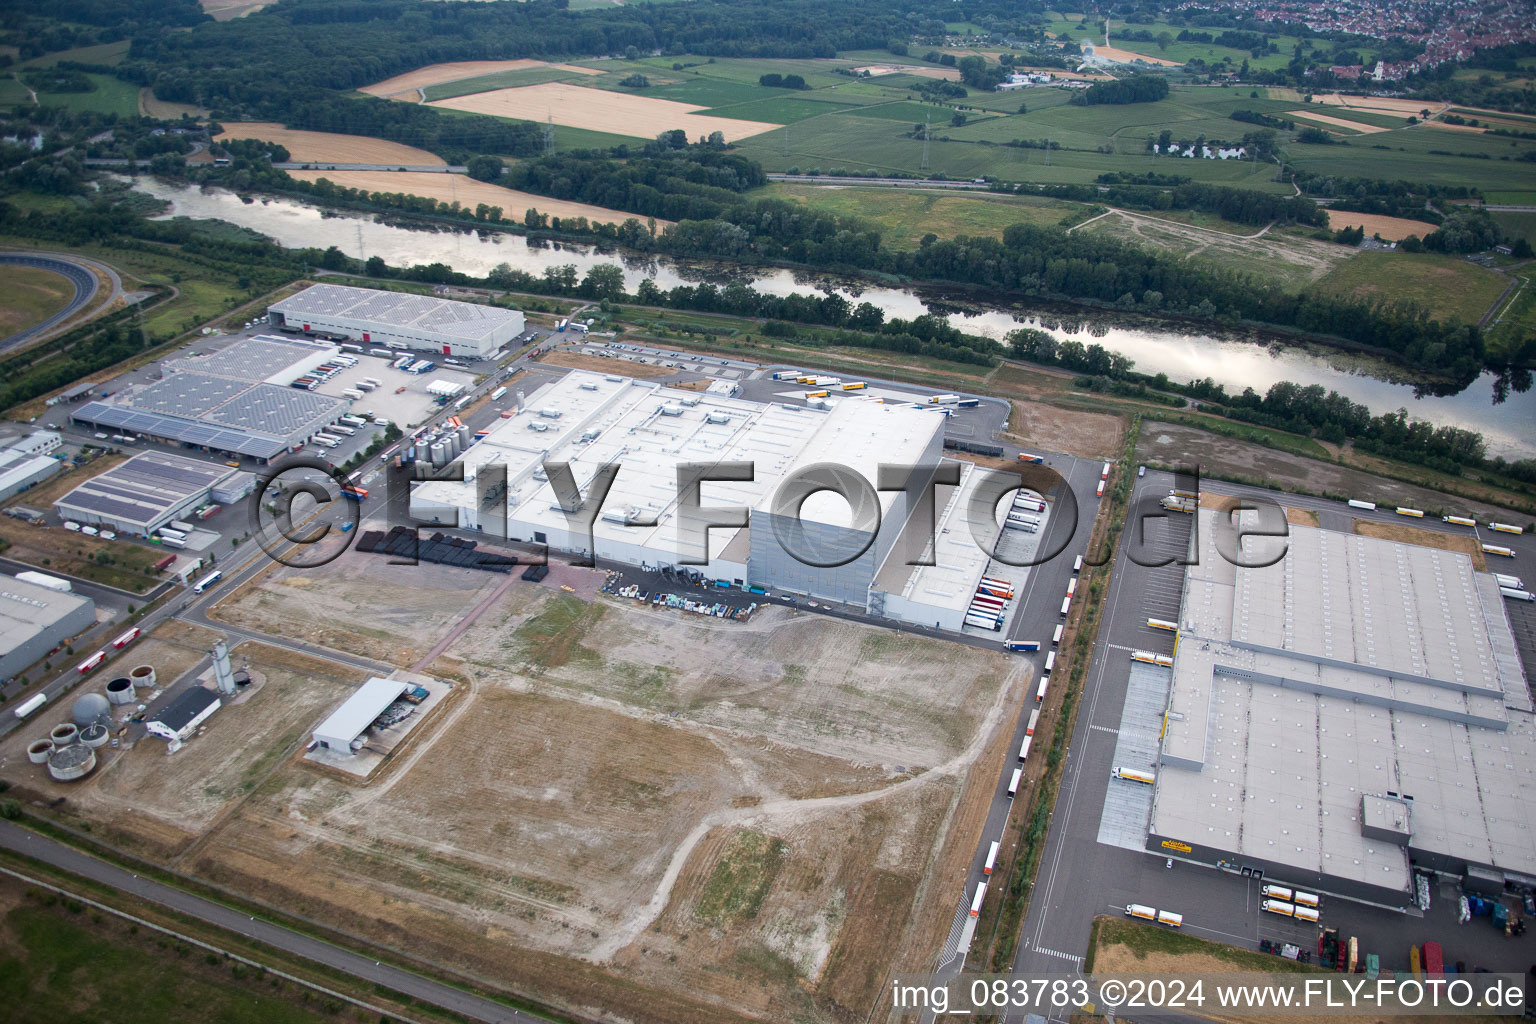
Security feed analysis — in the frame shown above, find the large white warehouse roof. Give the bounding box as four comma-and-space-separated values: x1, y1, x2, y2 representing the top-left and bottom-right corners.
271, 284, 522, 344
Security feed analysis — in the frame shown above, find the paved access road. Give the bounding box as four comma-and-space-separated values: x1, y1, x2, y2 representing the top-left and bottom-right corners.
0, 252, 102, 353
0, 822, 546, 1024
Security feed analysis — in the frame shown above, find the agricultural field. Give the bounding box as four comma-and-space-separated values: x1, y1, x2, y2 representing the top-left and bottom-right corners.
18, 40, 129, 68
1308, 250, 1509, 325
429, 82, 780, 142
764, 183, 1077, 246
360, 59, 603, 100
285, 170, 650, 226
1321, 209, 1438, 241
34, 546, 1022, 1024
199, 0, 273, 19
214, 122, 446, 165
0, 266, 76, 338
1487, 266, 1536, 358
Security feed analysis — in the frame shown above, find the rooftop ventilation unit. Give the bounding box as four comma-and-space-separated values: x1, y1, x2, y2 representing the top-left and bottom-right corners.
659, 403, 684, 417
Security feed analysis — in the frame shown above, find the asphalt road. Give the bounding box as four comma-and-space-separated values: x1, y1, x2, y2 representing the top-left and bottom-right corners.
765, 173, 989, 189
0, 821, 545, 1024
0, 252, 100, 353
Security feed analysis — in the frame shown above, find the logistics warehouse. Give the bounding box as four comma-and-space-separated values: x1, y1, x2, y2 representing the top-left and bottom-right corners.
1142, 506, 1536, 905
268, 283, 524, 360
409, 370, 1018, 630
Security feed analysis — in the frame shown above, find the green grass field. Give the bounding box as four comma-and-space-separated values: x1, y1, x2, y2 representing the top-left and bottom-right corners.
0, 265, 76, 338
705, 95, 861, 124
763, 183, 1077, 246
32, 72, 139, 117
1310, 250, 1509, 325
1488, 267, 1535, 358
0, 896, 339, 1024
0, 75, 31, 106
19, 39, 129, 68
1491, 211, 1536, 246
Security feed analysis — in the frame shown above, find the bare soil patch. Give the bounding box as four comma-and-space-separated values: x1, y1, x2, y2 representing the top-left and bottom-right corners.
1005, 398, 1126, 458
137, 88, 207, 118
854, 63, 962, 81
213, 123, 445, 166
1323, 209, 1434, 240
1095, 44, 1179, 66
428, 82, 779, 142
286, 170, 645, 226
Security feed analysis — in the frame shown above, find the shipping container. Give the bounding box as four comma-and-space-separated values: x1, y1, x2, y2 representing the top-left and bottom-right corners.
1007, 767, 1022, 796
159, 536, 185, 549
842, 382, 867, 391
1073, 555, 1083, 573
1013, 497, 1046, 513
1153, 654, 1174, 667
930, 394, 959, 405
153, 554, 177, 571
1096, 479, 1105, 497
964, 613, 1002, 631
169, 519, 195, 534
157, 528, 187, 542
980, 575, 1013, 591
969, 882, 987, 917
1066, 578, 1077, 597
1101, 461, 1111, 480
1006, 640, 1041, 652
984, 841, 1000, 876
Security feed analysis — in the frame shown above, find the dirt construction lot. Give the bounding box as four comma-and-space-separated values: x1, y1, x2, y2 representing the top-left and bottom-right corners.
213, 123, 445, 166
285, 170, 647, 226
76, 548, 1025, 1023
428, 82, 780, 142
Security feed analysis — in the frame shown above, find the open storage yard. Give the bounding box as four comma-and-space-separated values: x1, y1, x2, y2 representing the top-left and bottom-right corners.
285, 170, 646, 226
39, 545, 1023, 1023
212, 123, 445, 166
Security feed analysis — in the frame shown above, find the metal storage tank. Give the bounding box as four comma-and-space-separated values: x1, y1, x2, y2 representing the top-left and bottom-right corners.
47, 743, 95, 781
130, 664, 156, 688
430, 442, 447, 466
446, 433, 461, 459
49, 722, 78, 745
457, 425, 471, 449
71, 693, 112, 729
80, 723, 109, 748
106, 676, 136, 704
27, 739, 53, 764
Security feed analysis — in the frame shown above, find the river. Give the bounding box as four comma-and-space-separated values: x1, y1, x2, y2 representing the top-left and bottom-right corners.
130, 178, 1536, 458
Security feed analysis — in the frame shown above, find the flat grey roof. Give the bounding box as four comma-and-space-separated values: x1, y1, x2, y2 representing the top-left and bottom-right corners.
54, 451, 236, 529
271, 284, 521, 343
313, 677, 407, 747
0, 575, 93, 653
164, 336, 332, 382
1151, 509, 1536, 891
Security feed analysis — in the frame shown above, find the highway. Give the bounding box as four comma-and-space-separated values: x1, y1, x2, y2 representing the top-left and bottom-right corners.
0, 821, 547, 1024
0, 252, 100, 353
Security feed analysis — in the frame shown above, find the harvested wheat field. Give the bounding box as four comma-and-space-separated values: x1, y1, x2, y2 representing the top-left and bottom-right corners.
285, 170, 647, 226
214, 122, 445, 166
1323, 209, 1434, 241
430, 82, 779, 142
361, 59, 604, 99
1289, 109, 1388, 133
1094, 44, 1179, 66
1315, 93, 1445, 115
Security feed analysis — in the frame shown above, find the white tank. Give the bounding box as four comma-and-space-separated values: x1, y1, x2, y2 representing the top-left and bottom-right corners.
80, 723, 110, 748
106, 676, 136, 704
47, 743, 96, 781
130, 665, 156, 689
49, 722, 79, 745
27, 739, 53, 764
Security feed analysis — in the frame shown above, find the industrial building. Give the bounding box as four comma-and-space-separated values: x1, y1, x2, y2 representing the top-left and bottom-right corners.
1145, 508, 1536, 905
0, 574, 96, 681
312, 676, 408, 754
145, 686, 221, 742
411, 370, 1008, 627
69, 335, 350, 461
0, 430, 62, 503
53, 450, 239, 537
267, 284, 524, 360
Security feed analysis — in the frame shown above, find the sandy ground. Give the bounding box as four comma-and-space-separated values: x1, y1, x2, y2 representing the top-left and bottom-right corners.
428, 82, 780, 142
1315, 93, 1445, 115
285, 170, 645, 226
1323, 209, 1434, 240
1288, 109, 1389, 133
1427, 119, 1495, 133
361, 60, 604, 99
214, 123, 445, 166
1095, 43, 1180, 66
